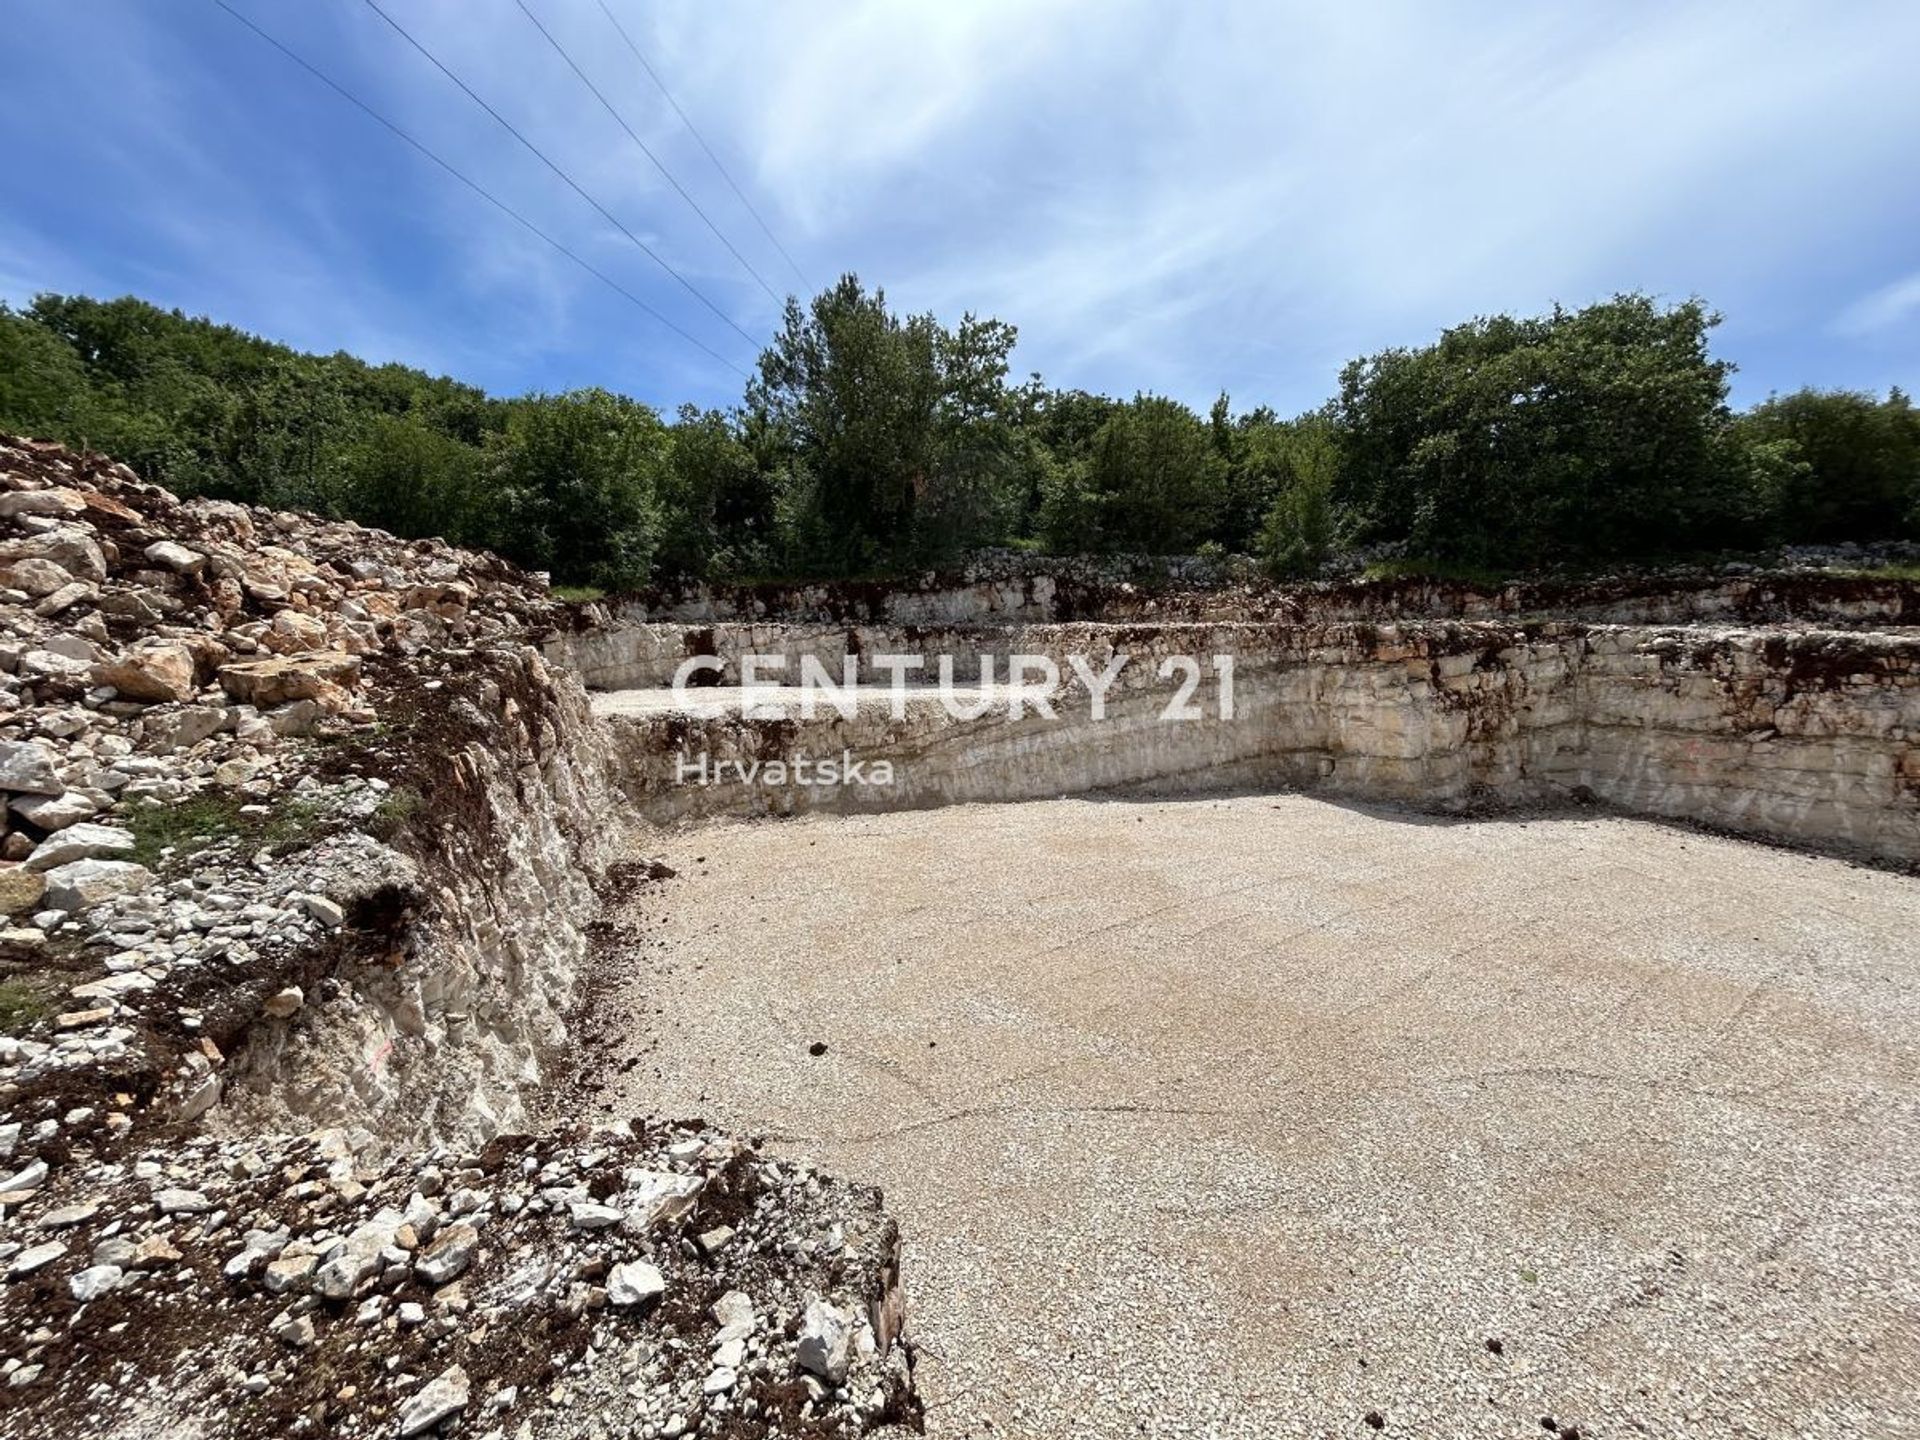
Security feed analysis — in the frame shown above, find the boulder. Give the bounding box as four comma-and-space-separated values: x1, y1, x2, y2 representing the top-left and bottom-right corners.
301, 894, 345, 927
396, 1366, 470, 1439
143, 540, 207, 575
142, 704, 226, 752
0, 527, 107, 582
40, 632, 98, 663
0, 557, 72, 597
218, 652, 360, 708
27, 824, 137, 871
0, 488, 88, 519
0, 740, 63, 795
413, 1223, 477, 1286
93, 641, 199, 703
265, 610, 330, 654
98, 588, 167, 626
34, 580, 97, 617
568, 1200, 625, 1231
315, 1211, 403, 1299
796, 1298, 857, 1384
42, 858, 153, 912
607, 1260, 667, 1308
69, 1264, 124, 1303
9, 791, 100, 831
0, 867, 46, 916
18, 649, 93, 680
7, 1242, 66, 1278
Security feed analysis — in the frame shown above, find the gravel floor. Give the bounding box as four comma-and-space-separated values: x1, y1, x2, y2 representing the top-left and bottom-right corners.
587, 795, 1920, 1438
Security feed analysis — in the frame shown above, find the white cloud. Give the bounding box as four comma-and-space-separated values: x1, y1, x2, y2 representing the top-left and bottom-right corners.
1834, 273, 1920, 338
9, 0, 1917, 407
645, 0, 1920, 404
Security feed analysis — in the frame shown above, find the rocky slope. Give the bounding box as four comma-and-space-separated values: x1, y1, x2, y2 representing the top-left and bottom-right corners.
0, 437, 915, 1438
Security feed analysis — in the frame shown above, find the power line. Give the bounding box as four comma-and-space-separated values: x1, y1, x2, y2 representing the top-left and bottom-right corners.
511, 0, 782, 307
357, 0, 761, 352
208, 0, 750, 379
593, 0, 812, 294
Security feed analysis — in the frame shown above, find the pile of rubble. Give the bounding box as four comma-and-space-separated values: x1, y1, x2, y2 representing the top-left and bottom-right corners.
0, 436, 918, 1437
0, 1118, 911, 1439
0, 433, 556, 1110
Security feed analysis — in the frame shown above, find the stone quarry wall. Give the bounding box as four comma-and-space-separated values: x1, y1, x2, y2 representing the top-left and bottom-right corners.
209, 648, 628, 1154
597, 620, 1920, 866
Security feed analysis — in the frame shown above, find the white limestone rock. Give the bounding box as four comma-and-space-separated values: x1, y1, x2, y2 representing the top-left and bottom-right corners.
0, 740, 63, 796
607, 1260, 666, 1308
397, 1366, 470, 1438
42, 857, 152, 912
796, 1297, 857, 1384
26, 824, 136, 872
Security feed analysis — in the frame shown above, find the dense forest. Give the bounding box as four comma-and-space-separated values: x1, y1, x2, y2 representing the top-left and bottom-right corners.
1, 285, 1915, 590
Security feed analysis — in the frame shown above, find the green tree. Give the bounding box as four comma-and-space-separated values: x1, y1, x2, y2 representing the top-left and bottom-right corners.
335, 412, 488, 547
747, 274, 1022, 572
1334, 294, 1754, 566
0, 304, 99, 439
1081, 394, 1225, 552
491, 389, 668, 590
655, 405, 774, 579
1254, 412, 1341, 577
1735, 387, 1919, 542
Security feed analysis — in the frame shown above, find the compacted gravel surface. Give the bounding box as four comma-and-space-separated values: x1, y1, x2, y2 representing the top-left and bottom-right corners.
587, 795, 1920, 1438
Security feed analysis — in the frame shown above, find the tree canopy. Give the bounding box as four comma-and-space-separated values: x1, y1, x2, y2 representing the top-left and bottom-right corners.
1, 285, 1912, 588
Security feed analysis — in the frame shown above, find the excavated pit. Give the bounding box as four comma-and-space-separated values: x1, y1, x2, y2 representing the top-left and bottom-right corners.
9, 496, 1920, 1440
546, 567, 1920, 1436
573, 795, 1920, 1438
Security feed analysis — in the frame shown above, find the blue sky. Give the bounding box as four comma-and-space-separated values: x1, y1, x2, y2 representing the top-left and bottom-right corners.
5, 0, 1918, 416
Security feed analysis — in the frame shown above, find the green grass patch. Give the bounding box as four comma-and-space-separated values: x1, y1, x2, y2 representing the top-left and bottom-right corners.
127, 792, 338, 870
261, 796, 336, 852
0, 978, 56, 1033
366, 786, 424, 841
1361, 557, 1514, 588
127, 793, 250, 869
550, 584, 607, 602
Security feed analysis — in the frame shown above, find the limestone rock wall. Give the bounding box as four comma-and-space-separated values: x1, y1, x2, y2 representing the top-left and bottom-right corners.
210, 649, 629, 1155
597, 622, 1920, 864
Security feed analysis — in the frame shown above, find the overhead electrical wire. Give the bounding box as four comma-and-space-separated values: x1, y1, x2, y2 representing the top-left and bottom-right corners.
208, 0, 750, 378
592, 0, 813, 293
511, 0, 782, 306
357, 0, 761, 352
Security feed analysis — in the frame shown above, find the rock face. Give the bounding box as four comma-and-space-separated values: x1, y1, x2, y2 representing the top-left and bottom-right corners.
0, 431, 616, 1151
596, 616, 1920, 864
549, 549, 1920, 652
